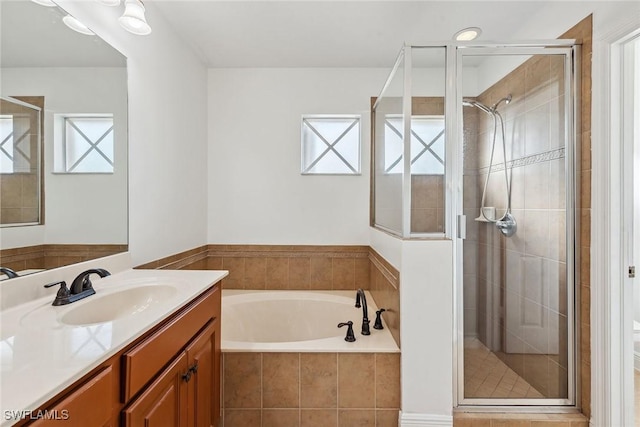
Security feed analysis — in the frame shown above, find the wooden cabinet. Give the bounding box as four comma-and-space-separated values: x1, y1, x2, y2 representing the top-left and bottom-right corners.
22, 284, 221, 427
29, 366, 113, 427
123, 321, 218, 427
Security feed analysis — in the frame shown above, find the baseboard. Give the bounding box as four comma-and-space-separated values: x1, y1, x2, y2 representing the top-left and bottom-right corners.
634, 351, 640, 371
400, 412, 453, 427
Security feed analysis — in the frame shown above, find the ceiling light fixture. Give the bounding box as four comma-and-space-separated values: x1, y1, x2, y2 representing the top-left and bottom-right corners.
454, 27, 482, 41
32, 0, 151, 36
118, 0, 152, 35
31, 0, 57, 7
62, 14, 95, 36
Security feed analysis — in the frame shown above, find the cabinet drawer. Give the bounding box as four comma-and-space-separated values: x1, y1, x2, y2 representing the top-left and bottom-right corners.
30, 366, 113, 426
123, 286, 219, 401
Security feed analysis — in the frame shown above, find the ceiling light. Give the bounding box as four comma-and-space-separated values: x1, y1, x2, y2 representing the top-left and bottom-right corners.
96, 0, 121, 6
62, 14, 95, 36
118, 0, 152, 35
454, 27, 482, 41
31, 0, 57, 7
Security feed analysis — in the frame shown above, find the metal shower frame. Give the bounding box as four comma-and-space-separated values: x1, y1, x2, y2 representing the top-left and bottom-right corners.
371, 40, 581, 410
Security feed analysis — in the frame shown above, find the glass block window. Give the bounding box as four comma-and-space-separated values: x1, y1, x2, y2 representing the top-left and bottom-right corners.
384, 115, 445, 174
63, 115, 114, 173
301, 115, 360, 175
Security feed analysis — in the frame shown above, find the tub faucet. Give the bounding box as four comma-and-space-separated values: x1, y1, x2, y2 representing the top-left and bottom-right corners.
355, 288, 370, 335
0, 267, 19, 279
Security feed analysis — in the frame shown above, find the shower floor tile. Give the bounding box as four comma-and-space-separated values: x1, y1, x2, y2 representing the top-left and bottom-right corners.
464, 337, 544, 399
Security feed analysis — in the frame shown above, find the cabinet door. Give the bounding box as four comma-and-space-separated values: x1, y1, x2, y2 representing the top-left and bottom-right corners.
185, 321, 217, 427
123, 352, 189, 427
29, 366, 113, 426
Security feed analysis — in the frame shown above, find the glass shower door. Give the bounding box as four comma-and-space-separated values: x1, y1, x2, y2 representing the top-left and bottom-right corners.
458, 46, 577, 405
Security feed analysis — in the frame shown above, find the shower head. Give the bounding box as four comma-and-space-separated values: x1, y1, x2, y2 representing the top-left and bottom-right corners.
492, 94, 512, 111
462, 99, 493, 114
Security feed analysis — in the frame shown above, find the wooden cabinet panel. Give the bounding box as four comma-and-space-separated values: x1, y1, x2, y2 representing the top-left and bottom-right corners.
186, 321, 215, 427
123, 352, 189, 427
123, 287, 218, 401
30, 366, 113, 426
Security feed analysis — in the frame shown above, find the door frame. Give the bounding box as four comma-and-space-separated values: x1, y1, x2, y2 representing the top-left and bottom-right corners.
591, 17, 640, 427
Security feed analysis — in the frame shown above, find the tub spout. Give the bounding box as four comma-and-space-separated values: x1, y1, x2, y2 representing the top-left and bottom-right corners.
355, 289, 370, 335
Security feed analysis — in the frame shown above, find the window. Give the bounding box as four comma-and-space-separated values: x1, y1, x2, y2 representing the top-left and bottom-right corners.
60, 115, 114, 173
0, 114, 33, 174
384, 115, 445, 174
0, 115, 15, 173
301, 115, 360, 175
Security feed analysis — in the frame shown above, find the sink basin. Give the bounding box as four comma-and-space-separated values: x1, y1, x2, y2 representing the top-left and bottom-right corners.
59, 285, 178, 326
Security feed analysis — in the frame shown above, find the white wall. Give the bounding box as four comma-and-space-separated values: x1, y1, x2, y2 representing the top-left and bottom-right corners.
208, 68, 390, 245
54, 0, 209, 266
1, 67, 127, 247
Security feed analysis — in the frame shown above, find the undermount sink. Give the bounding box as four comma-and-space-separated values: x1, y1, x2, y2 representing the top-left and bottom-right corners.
59, 285, 178, 326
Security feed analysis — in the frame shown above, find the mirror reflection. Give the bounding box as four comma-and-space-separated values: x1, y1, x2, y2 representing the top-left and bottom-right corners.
0, 0, 128, 280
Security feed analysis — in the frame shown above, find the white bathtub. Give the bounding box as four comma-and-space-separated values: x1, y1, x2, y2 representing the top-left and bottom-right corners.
222, 290, 399, 353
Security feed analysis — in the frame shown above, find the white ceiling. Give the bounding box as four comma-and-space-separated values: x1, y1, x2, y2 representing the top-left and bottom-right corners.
1, 0, 126, 68
152, 1, 580, 68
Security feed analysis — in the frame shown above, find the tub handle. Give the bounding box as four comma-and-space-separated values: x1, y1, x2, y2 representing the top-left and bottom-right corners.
373, 309, 386, 330
338, 321, 356, 342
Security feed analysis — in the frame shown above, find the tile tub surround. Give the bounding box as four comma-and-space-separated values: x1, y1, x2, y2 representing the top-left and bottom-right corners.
137, 244, 402, 348
222, 352, 400, 427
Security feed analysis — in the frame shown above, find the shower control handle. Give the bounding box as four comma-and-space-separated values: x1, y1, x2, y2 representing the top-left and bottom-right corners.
373, 309, 386, 330
338, 321, 356, 342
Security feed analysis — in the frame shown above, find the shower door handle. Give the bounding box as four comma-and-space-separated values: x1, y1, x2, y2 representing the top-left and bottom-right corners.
457, 215, 466, 239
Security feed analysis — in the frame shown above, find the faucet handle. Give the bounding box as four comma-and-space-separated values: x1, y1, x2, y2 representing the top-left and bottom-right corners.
44, 281, 70, 306
337, 321, 356, 342
373, 308, 386, 330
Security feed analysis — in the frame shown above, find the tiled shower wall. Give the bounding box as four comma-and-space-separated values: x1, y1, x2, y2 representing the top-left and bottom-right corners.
471, 51, 568, 398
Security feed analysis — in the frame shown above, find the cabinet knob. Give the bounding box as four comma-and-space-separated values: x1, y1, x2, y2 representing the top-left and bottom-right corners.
182, 371, 192, 382
189, 363, 198, 374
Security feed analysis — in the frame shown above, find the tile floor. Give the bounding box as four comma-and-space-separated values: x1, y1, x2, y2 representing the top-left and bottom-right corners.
464, 337, 543, 398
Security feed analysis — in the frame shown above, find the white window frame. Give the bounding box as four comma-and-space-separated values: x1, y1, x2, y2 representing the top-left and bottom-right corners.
300, 114, 361, 175
56, 114, 115, 174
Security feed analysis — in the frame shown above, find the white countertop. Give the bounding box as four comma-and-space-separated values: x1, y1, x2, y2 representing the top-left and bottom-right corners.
0, 268, 227, 426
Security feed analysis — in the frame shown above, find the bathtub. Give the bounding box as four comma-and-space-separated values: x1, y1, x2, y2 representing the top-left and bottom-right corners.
222, 290, 399, 353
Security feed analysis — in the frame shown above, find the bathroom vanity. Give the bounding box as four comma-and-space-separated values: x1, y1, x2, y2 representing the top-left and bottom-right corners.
0, 268, 226, 427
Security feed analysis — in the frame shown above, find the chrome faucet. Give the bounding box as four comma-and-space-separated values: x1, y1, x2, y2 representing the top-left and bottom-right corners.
0, 267, 19, 279
355, 288, 370, 335
44, 268, 111, 306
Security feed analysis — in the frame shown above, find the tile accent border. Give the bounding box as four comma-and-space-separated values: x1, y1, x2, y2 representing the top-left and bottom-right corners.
476, 148, 565, 175
0, 244, 128, 271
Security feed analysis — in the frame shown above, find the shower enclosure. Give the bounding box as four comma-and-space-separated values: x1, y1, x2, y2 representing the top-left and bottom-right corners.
371, 42, 579, 407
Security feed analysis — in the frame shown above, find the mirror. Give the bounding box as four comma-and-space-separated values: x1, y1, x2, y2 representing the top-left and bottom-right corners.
0, 0, 128, 279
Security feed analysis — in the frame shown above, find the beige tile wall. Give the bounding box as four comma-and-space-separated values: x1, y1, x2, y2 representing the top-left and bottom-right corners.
222, 352, 400, 427
141, 244, 402, 349
0, 244, 128, 272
